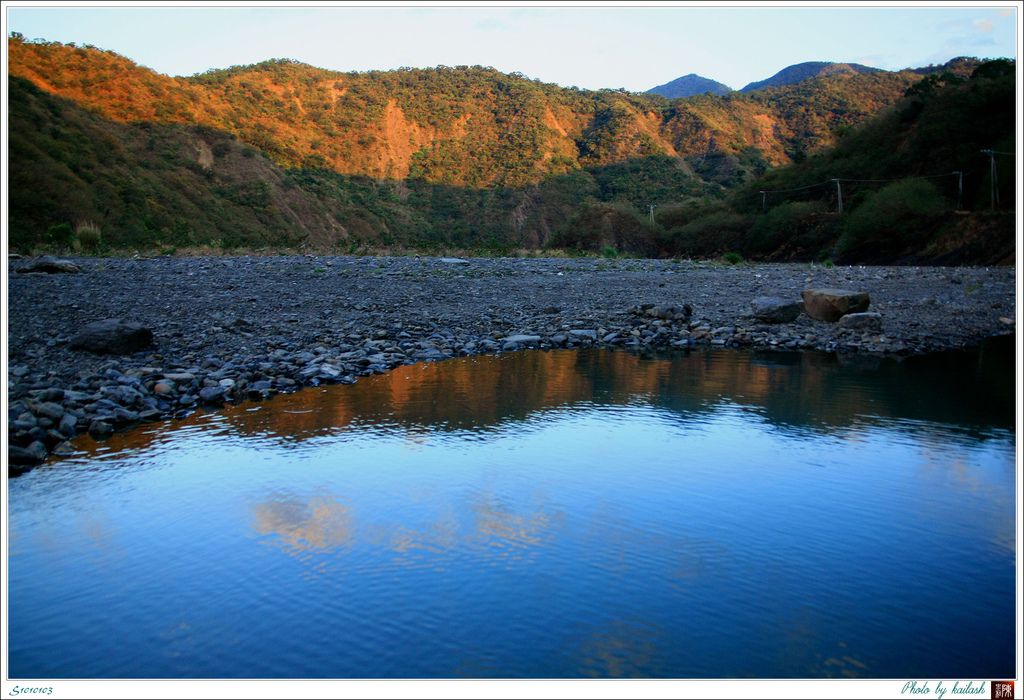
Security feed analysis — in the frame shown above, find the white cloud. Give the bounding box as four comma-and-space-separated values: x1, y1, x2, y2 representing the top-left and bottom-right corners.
973, 19, 994, 33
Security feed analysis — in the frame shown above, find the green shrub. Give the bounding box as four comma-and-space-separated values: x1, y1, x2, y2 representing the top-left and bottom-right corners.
601, 245, 618, 259
45, 222, 75, 249
550, 202, 659, 257
836, 178, 947, 259
76, 222, 102, 251
654, 201, 725, 229
746, 200, 828, 254
661, 210, 751, 258
723, 251, 744, 264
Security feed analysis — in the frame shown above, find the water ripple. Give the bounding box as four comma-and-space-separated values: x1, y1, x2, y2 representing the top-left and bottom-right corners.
8, 344, 1015, 678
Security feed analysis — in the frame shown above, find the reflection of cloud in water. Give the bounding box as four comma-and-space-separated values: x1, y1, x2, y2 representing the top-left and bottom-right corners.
574, 619, 665, 678
251, 489, 563, 568
252, 495, 353, 553
915, 441, 1016, 555
583, 502, 731, 586
472, 497, 562, 556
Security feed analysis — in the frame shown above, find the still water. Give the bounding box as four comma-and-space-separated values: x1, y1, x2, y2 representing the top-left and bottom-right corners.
8, 342, 1016, 678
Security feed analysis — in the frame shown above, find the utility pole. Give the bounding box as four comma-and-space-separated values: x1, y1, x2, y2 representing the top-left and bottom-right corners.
953, 171, 963, 210
760, 191, 767, 213
832, 178, 843, 214
981, 149, 999, 209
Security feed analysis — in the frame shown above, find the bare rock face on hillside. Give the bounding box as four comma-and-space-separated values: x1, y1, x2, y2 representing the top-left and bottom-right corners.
801, 289, 870, 322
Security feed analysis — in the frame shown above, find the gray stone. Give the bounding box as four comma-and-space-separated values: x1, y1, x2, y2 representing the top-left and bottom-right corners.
9, 442, 46, 466
503, 334, 542, 345
17, 256, 81, 274
838, 312, 883, 332
199, 386, 226, 404
51, 441, 77, 456
643, 304, 692, 321
439, 257, 470, 264
34, 401, 65, 421
569, 329, 597, 340
113, 407, 140, 424
801, 289, 871, 322
70, 319, 154, 354
38, 388, 65, 402
45, 429, 68, 446
414, 348, 446, 361
88, 420, 114, 439
750, 296, 803, 323
58, 413, 78, 435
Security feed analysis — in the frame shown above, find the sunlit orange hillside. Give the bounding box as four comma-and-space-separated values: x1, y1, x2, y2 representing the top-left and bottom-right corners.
8, 35, 922, 187
14, 34, 1007, 263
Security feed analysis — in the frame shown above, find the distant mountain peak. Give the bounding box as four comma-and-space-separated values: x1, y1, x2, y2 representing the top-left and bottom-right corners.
647, 73, 733, 99
740, 61, 884, 93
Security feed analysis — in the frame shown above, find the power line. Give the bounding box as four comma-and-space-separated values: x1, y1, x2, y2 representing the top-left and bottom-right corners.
839, 173, 959, 183
758, 180, 832, 195
758, 171, 957, 195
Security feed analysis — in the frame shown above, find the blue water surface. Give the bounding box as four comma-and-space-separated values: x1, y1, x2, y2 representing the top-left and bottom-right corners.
7, 343, 1016, 678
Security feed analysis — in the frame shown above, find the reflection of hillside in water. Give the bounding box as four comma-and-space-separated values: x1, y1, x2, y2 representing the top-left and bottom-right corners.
219, 339, 1013, 440
71, 339, 1013, 459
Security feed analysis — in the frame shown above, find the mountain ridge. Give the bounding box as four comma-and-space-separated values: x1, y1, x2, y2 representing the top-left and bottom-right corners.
8, 36, 924, 189
740, 61, 883, 92
646, 73, 732, 98
8, 35, 1010, 263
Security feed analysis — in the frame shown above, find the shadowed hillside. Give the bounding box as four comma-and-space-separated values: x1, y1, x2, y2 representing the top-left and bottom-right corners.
648, 60, 1017, 264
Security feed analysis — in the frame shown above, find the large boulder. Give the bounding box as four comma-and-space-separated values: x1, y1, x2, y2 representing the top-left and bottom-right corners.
16, 256, 81, 274
801, 288, 870, 322
70, 319, 154, 354
750, 296, 803, 323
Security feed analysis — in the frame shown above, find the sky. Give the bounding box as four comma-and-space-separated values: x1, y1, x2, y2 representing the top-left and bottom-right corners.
3, 3, 1020, 91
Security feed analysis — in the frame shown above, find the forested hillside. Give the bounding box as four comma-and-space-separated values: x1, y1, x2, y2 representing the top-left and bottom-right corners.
635, 60, 1016, 265
6, 35, 1013, 263
9, 36, 922, 186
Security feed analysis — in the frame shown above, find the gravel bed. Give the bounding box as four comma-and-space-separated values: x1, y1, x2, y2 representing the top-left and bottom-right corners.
6, 254, 1016, 472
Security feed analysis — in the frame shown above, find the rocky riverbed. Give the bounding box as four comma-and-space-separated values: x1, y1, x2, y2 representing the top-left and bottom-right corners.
6, 254, 1017, 472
